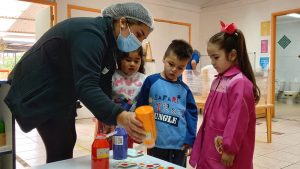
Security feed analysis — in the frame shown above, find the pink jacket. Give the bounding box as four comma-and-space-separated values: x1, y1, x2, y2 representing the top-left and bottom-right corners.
190, 66, 256, 169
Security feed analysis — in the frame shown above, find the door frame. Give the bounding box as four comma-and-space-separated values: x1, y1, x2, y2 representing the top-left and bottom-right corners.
270, 8, 300, 115
20, 0, 57, 26
67, 4, 101, 19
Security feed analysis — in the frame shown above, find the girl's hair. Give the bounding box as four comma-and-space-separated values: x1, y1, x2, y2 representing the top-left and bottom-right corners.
116, 46, 145, 74
209, 30, 261, 103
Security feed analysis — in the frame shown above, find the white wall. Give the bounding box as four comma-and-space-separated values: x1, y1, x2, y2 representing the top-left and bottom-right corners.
197, 0, 300, 70
55, 0, 202, 118
140, 0, 201, 74
55, 0, 201, 75
55, 0, 300, 83
276, 20, 300, 90
35, 7, 51, 40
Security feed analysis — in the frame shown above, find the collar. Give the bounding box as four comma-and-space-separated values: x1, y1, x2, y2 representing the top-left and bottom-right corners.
116, 70, 138, 78
216, 65, 241, 77
103, 17, 119, 69
103, 17, 117, 51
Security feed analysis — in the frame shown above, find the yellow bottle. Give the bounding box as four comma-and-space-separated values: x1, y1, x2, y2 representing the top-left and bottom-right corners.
135, 106, 156, 148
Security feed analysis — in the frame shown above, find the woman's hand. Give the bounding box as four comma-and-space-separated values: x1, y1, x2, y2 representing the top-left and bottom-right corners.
221, 151, 235, 167
117, 111, 145, 143
181, 144, 192, 156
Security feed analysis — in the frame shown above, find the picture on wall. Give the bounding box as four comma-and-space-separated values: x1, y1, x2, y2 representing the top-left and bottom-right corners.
259, 56, 269, 70
261, 40, 268, 53
260, 21, 270, 36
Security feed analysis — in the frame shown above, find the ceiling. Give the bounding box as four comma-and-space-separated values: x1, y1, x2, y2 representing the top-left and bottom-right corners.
0, 0, 47, 52
170, 0, 239, 8
0, 0, 299, 53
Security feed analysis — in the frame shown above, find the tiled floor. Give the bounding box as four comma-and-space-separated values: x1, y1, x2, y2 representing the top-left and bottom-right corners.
15, 102, 300, 169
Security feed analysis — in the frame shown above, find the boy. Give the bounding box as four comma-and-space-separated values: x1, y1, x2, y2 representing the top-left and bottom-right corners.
136, 39, 198, 167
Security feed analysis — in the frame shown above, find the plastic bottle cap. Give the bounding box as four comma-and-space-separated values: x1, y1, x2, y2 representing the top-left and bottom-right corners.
135, 105, 153, 114
95, 134, 106, 140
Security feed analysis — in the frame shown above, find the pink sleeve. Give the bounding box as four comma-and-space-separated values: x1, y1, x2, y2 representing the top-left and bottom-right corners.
222, 79, 250, 155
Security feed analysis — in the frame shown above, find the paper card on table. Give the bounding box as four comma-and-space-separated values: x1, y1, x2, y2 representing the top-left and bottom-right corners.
127, 148, 144, 158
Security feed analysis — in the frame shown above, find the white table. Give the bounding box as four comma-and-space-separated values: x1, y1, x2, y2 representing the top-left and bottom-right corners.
28, 152, 185, 169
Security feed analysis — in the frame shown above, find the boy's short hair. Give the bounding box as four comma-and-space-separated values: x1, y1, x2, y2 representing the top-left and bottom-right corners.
164, 39, 193, 61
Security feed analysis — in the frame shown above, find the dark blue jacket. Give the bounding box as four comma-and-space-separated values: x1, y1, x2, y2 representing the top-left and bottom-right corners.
5, 17, 124, 132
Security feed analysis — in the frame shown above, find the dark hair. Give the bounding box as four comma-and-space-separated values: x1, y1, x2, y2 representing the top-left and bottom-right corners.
208, 30, 261, 103
125, 18, 143, 26
113, 18, 144, 27
116, 46, 145, 74
164, 39, 193, 61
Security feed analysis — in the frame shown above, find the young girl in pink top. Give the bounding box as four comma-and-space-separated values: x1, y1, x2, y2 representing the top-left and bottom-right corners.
190, 21, 260, 169
95, 47, 145, 148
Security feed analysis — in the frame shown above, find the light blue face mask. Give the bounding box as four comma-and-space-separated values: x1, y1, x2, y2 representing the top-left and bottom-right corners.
117, 26, 142, 52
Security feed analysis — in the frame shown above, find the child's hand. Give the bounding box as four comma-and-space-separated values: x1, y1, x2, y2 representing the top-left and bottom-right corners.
221, 151, 235, 167
181, 144, 192, 156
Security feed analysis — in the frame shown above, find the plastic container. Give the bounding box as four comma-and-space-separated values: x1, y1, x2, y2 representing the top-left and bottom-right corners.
91, 134, 109, 169
135, 106, 156, 148
112, 126, 128, 160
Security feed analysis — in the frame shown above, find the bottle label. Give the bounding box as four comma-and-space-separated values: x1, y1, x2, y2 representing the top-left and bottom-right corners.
114, 136, 124, 145
145, 132, 152, 140
96, 148, 109, 159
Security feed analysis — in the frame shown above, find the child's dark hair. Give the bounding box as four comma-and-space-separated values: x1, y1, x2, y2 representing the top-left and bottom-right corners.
164, 39, 193, 61
209, 30, 261, 103
116, 46, 145, 74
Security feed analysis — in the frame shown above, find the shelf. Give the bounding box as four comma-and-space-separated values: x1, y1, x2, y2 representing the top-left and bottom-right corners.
0, 145, 12, 155
0, 80, 8, 84
0, 83, 15, 169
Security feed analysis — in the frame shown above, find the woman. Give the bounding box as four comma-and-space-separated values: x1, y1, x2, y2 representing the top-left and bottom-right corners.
5, 2, 153, 163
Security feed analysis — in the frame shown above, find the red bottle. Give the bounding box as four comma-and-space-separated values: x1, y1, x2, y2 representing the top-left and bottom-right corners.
91, 134, 109, 169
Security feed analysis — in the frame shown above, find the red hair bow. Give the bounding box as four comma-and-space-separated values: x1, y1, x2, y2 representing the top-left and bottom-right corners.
220, 21, 237, 34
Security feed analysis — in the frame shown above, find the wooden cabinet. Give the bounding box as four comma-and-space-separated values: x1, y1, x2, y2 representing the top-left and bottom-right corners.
0, 82, 15, 169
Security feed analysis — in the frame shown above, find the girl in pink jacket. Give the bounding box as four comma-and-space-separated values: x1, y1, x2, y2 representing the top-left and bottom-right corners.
189, 21, 260, 169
